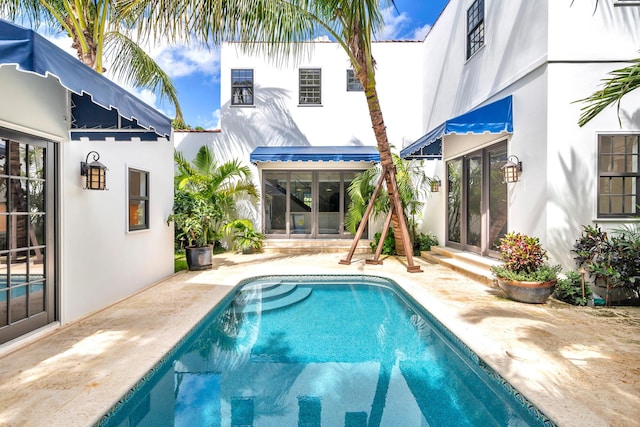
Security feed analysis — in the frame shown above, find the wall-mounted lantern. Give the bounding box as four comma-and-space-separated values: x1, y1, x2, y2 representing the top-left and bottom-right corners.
80, 151, 108, 190
502, 155, 522, 183
430, 176, 442, 192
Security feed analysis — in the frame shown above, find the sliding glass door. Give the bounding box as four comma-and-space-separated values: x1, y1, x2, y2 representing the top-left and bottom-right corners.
446, 141, 508, 257
262, 170, 360, 238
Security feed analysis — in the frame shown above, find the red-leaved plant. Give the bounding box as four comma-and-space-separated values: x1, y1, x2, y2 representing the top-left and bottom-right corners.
498, 232, 547, 274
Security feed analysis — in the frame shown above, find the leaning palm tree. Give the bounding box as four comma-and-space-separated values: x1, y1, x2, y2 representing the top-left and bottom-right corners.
0, 0, 184, 124
121, 0, 422, 271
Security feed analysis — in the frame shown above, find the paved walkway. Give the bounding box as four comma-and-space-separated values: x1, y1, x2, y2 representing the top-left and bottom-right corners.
0, 253, 638, 426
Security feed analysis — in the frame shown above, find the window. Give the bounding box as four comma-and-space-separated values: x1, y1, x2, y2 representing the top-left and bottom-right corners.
299, 69, 322, 104
231, 69, 254, 106
346, 69, 363, 92
129, 168, 149, 230
598, 135, 639, 218
466, 0, 484, 59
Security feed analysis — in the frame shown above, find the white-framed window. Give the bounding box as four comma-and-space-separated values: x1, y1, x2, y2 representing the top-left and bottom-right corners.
597, 134, 639, 218
231, 69, 254, 106
299, 69, 322, 104
128, 168, 149, 231
466, 0, 484, 59
346, 69, 364, 91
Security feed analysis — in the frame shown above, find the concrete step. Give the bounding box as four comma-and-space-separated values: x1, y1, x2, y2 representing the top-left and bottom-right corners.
263, 238, 372, 254
421, 246, 500, 287
240, 286, 313, 313
239, 283, 297, 304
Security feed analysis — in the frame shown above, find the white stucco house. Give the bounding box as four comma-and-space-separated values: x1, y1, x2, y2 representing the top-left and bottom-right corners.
175, 0, 640, 271
0, 20, 174, 346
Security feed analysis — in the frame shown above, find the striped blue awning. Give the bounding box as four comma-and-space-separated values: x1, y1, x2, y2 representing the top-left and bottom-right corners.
250, 146, 380, 163
0, 19, 171, 138
400, 96, 513, 159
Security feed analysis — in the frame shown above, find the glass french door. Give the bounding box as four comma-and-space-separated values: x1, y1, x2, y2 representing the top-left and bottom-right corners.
0, 130, 56, 344
263, 170, 357, 238
446, 141, 508, 257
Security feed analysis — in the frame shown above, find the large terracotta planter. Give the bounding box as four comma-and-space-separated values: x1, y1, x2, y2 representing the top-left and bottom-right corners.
496, 278, 557, 304
185, 246, 213, 271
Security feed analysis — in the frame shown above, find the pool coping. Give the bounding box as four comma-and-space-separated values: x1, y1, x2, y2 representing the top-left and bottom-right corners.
0, 253, 636, 427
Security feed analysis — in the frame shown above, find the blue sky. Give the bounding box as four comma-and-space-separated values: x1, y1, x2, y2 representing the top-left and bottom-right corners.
44, 0, 449, 130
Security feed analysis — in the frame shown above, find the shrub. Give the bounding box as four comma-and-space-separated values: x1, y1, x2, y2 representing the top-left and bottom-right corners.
554, 270, 593, 306
370, 230, 397, 255
413, 232, 439, 255
573, 224, 640, 305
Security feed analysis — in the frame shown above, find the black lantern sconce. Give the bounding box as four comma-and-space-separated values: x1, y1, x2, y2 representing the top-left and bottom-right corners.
502, 155, 522, 184
80, 151, 108, 190
430, 176, 442, 192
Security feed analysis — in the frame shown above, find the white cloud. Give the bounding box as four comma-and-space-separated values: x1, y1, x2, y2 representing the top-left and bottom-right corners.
149, 42, 221, 79
379, 6, 410, 40
412, 23, 433, 41
379, 6, 431, 41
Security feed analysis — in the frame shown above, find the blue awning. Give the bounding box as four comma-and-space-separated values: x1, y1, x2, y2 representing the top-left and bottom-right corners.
250, 146, 380, 163
0, 19, 171, 138
400, 96, 513, 159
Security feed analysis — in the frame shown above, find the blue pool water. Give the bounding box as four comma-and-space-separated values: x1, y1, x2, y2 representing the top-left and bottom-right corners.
100, 275, 555, 426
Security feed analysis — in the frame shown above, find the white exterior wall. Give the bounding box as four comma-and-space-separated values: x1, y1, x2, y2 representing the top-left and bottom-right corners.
544, 1, 640, 266
419, 0, 551, 249
220, 41, 425, 153
61, 138, 174, 322
0, 67, 174, 328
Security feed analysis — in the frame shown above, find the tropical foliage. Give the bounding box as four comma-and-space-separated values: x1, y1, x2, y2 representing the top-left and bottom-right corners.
222, 219, 266, 253
491, 232, 560, 282
345, 154, 430, 239
0, 0, 183, 123
576, 59, 640, 127
170, 145, 259, 248
572, 224, 640, 305
554, 270, 592, 306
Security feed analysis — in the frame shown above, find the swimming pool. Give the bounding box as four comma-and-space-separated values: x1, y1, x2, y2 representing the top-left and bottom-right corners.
99, 275, 555, 426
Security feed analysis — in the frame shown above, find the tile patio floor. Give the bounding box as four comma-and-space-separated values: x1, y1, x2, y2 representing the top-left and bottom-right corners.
0, 253, 638, 427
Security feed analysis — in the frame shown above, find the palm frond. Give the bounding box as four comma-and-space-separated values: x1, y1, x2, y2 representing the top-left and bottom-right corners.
576, 58, 640, 127
104, 31, 183, 119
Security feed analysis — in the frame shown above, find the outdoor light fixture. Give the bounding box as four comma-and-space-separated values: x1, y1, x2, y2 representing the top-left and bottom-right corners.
502, 155, 522, 183
80, 151, 108, 190
430, 176, 442, 192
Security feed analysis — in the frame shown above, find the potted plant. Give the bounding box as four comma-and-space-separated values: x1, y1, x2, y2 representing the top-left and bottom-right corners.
490, 232, 560, 303
168, 189, 221, 270
223, 219, 265, 254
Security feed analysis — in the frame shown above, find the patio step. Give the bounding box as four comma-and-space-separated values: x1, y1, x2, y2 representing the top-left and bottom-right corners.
238, 283, 312, 313
262, 238, 372, 254
421, 246, 500, 287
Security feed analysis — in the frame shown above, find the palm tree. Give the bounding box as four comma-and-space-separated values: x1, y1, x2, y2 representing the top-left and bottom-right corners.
121, 0, 422, 271
174, 145, 259, 238
0, 0, 184, 124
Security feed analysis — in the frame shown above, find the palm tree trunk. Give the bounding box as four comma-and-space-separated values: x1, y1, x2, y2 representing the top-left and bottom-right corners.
364, 86, 411, 259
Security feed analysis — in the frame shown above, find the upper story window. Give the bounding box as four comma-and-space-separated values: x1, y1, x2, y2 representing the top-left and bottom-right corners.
614, 0, 640, 6
231, 69, 254, 106
466, 0, 485, 59
299, 69, 322, 105
346, 69, 364, 92
129, 168, 149, 231
597, 134, 639, 218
